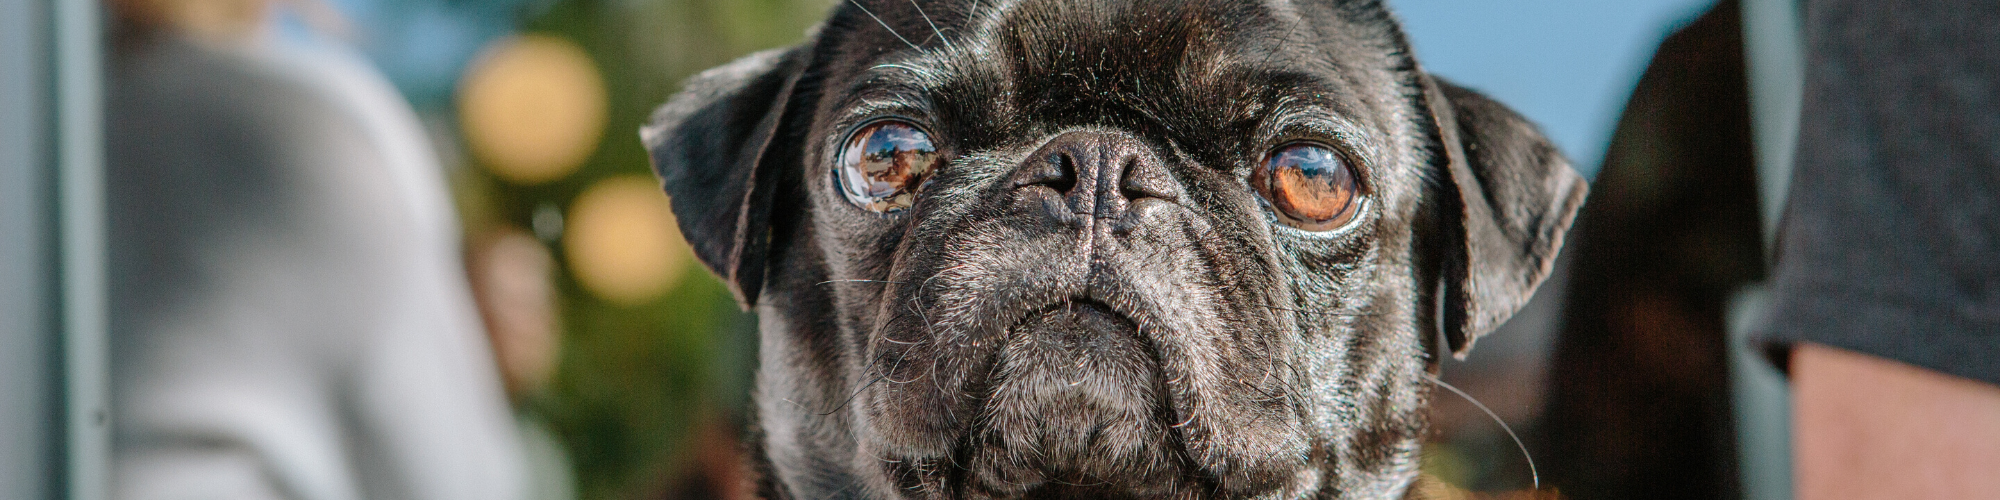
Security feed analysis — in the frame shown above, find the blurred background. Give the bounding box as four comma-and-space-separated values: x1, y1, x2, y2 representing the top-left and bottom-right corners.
2, 0, 1750, 499
306, 1, 834, 498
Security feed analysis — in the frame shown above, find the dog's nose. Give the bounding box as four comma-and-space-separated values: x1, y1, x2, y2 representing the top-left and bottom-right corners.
1018, 130, 1174, 224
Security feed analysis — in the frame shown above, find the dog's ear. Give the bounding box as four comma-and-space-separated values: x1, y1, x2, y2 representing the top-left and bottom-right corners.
1423, 75, 1588, 359
642, 46, 811, 308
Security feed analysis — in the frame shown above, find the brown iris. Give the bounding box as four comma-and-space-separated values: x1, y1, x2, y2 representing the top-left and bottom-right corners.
1253, 143, 1361, 231
836, 120, 940, 212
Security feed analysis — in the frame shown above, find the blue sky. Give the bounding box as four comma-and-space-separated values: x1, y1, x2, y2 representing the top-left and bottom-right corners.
1392, 0, 1716, 177
308, 0, 1718, 178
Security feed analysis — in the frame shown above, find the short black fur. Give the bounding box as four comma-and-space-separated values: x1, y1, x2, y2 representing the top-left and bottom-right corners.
643, 1, 1584, 498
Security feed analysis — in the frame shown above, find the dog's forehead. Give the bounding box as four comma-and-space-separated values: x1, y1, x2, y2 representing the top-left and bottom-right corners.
820, 0, 1413, 142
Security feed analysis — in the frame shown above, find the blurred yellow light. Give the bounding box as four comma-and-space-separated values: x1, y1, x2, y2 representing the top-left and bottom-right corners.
115, 0, 271, 40
458, 34, 607, 185
564, 176, 690, 305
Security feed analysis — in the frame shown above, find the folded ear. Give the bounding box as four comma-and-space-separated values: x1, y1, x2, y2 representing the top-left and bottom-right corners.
641, 46, 811, 308
1423, 75, 1588, 359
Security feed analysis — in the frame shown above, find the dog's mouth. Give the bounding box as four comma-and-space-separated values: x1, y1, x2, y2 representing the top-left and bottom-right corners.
990, 298, 1163, 418
865, 258, 1314, 496
994, 298, 1156, 404
1002, 298, 1150, 370
947, 298, 1198, 496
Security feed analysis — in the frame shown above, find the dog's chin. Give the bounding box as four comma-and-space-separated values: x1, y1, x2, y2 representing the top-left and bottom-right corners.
947, 299, 1201, 497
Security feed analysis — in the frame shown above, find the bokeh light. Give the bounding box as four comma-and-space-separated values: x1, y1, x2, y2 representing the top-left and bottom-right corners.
458, 34, 608, 186
563, 175, 689, 305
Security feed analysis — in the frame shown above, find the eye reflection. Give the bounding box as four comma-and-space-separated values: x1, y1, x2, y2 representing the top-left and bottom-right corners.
837, 121, 939, 212
1253, 143, 1361, 231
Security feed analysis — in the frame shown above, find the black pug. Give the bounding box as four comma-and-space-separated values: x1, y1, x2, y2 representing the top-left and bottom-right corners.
642, 0, 1584, 498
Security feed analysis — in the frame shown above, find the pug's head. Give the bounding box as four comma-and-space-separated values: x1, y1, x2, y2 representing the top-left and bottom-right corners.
643, 1, 1584, 497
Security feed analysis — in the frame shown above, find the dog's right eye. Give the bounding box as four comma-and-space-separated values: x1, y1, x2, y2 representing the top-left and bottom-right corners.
836, 120, 939, 213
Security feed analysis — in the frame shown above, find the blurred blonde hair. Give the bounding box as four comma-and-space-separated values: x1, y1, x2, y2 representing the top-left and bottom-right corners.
111, 0, 347, 42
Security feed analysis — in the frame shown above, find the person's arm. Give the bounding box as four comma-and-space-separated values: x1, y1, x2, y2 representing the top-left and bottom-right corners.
1793, 343, 2000, 500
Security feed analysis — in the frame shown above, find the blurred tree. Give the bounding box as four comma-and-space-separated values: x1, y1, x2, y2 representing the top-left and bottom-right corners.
450, 1, 832, 499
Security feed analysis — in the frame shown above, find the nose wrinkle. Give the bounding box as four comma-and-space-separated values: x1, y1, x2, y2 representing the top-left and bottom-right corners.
1040, 132, 1152, 222
1062, 149, 1097, 217
1064, 147, 1126, 219
1092, 156, 1131, 220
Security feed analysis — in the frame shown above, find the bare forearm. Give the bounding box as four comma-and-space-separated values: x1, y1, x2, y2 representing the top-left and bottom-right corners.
1793, 343, 2000, 500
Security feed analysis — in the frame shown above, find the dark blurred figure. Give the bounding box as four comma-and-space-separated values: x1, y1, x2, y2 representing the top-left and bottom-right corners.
1540, 0, 1765, 498
105, 1, 530, 498
1545, 0, 2000, 498
1770, 1, 2000, 498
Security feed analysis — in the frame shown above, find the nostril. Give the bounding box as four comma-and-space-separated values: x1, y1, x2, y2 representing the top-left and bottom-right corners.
1118, 157, 1149, 201
1019, 152, 1078, 194
1049, 153, 1077, 194
1119, 157, 1178, 203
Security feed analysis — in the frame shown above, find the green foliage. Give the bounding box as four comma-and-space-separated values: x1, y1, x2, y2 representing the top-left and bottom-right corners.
459, 0, 831, 498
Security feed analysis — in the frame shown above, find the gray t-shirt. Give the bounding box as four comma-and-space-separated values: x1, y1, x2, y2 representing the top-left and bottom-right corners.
108, 33, 529, 500
1765, 0, 2000, 385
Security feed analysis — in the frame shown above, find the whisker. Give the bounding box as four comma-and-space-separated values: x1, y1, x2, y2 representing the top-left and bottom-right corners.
1247, 355, 1304, 402
1424, 371, 1540, 491
803, 371, 883, 416
907, 302, 939, 337
823, 366, 887, 416
814, 344, 918, 416
1258, 8, 1309, 73
816, 318, 929, 414
884, 362, 925, 385
907, 0, 955, 52
1249, 304, 1382, 318
871, 62, 932, 77
848, 0, 921, 51
930, 355, 955, 424
816, 279, 906, 287
921, 267, 953, 292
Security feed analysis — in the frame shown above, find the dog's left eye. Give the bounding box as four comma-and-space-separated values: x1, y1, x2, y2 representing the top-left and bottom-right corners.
1253, 143, 1361, 231
836, 120, 939, 213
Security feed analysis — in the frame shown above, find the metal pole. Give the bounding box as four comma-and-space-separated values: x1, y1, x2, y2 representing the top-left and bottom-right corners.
1732, 1, 1805, 499
0, 0, 57, 497
55, 0, 110, 498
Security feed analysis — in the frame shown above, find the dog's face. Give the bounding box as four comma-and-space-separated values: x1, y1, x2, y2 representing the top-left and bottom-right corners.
644, 1, 1583, 498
